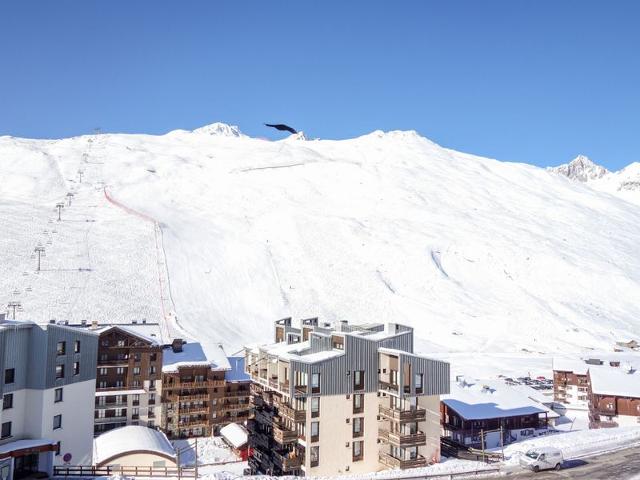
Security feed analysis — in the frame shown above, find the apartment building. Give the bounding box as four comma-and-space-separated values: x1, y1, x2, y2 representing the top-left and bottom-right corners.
0, 316, 98, 480
221, 356, 251, 425
161, 339, 231, 438
245, 317, 450, 476
553, 353, 639, 410
93, 324, 164, 435
588, 366, 640, 428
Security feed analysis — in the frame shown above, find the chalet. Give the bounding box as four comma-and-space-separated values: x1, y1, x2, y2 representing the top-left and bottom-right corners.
441, 378, 558, 449
588, 366, 640, 428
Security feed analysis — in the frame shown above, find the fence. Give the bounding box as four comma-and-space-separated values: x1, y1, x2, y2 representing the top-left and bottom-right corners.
53, 465, 196, 478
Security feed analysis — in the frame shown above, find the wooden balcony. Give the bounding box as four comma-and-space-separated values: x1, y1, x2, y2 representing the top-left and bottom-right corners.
274, 451, 303, 471
378, 428, 426, 447
164, 380, 224, 390
278, 403, 306, 422
179, 406, 209, 414
379, 405, 426, 422
273, 423, 298, 444
379, 452, 427, 469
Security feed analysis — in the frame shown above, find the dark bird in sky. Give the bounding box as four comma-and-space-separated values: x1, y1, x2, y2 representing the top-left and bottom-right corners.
264, 123, 297, 134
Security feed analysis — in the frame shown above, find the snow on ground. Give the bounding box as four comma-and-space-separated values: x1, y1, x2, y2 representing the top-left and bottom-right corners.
502, 426, 640, 467
2, 125, 640, 376
173, 435, 240, 466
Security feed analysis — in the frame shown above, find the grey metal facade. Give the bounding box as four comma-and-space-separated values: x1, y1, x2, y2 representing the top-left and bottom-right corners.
0, 322, 98, 396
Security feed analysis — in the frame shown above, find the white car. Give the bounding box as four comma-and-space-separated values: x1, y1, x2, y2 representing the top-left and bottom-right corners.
519, 447, 563, 472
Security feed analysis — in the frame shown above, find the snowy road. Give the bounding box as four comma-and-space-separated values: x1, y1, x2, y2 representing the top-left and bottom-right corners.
513, 446, 640, 479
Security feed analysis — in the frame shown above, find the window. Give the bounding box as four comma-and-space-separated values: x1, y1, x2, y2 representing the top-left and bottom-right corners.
73, 362, 80, 375
2, 394, 13, 410
117, 340, 125, 347
415, 373, 424, 393
353, 394, 364, 414
132, 394, 140, 405
149, 393, 156, 405
116, 367, 125, 375
99, 368, 107, 376
4, 368, 15, 384
53, 415, 62, 429
132, 380, 140, 388
311, 373, 320, 393
100, 354, 108, 361
55, 442, 61, 456
352, 417, 363, 437
311, 421, 319, 442
311, 397, 320, 418
54, 388, 63, 403
132, 407, 140, 420
352, 440, 363, 461
57, 341, 66, 355
101, 339, 109, 347
116, 380, 124, 387
1, 422, 11, 439
97, 410, 105, 419
150, 353, 157, 362
310, 446, 319, 468
149, 366, 156, 375
74, 340, 81, 353
99, 381, 106, 389
55, 365, 65, 379
353, 370, 365, 391
133, 353, 141, 362
133, 367, 141, 376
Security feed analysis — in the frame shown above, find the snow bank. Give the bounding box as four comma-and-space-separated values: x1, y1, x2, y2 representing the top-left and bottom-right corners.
503, 426, 640, 463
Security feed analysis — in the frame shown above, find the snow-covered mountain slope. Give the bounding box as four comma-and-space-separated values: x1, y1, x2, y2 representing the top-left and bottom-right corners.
550, 155, 640, 205
1, 125, 640, 362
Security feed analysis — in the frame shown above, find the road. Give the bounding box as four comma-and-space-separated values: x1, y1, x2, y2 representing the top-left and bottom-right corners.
513, 446, 640, 479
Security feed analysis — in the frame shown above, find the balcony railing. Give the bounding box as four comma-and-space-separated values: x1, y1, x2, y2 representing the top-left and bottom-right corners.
171, 394, 209, 401
180, 406, 209, 414
274, 451, 302, 471
278, 403, 306, 422
273, 423, 298, 444
379, 405, 426, 422
164, 380, 225, 390
95, 416, 128, 424
378, 453, 427, 469
378, 380, 400, 393
378, 428, 426, 447
95, 402, 128, 409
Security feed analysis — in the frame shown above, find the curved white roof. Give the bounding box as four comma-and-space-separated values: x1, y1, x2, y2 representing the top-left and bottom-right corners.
93, 426, 176, 465
220, 423, 248, 449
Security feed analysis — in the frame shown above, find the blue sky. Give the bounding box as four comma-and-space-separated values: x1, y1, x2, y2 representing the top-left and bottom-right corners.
1, 1, 639, 170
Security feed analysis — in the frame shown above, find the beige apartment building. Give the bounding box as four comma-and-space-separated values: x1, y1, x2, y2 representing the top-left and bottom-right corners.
246, 318, 450, 476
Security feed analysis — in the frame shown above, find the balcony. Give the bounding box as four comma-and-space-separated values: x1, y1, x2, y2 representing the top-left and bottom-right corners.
378, 428, 426, 447
378, 380, 400, 394
278, 403, 306, 422
379, 452, 427, 469
172, 393, 209, 402
99, 359, 129, 366
95, 402, 127, 409
178, 418, 209, 428
274, 451, 302, 471
180, 406, 209, 414
379, 405, 426, 422
95, 416, 127, 424
164, 380, 224, 390
273, 423, 298, 444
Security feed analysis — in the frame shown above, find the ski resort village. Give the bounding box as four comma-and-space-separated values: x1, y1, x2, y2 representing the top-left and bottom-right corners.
0, 125, 639, 480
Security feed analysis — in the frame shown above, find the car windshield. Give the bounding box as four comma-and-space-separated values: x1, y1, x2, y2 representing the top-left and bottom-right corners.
525, 451, 539, 460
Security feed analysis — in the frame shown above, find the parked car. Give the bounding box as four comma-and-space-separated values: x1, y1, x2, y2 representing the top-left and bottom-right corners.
519, 447, 563, 472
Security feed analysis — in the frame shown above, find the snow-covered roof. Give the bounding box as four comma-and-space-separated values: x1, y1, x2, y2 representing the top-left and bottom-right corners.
553, 358, 589, 375
442, 379, 558, 421
95, 388, 146, 397
0, 438, 56, 455
93, 426, 176, 465
589, 366, 640, 398
94, 324, 162, 345
162, 342, 230, 373
219, 423, 248, 449
283, 349, 344, 363
225, 356, 250, 382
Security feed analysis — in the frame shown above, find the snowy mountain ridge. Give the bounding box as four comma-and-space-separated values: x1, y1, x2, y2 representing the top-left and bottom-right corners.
1, 124, 639, 370
550, 155, 640, 202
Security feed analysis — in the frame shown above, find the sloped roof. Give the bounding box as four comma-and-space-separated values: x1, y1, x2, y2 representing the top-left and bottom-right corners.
162, 342, 231, 373
589, 366, 640, 398
220, 423, 248, 449
93, 426, 176, 465
442, 379, 558, 421
225, 356, 250, 382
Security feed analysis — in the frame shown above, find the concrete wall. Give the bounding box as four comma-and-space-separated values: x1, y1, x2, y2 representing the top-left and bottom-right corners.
304, 392, 380, 476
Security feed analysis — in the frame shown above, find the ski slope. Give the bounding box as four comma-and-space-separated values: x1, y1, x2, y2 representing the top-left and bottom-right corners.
1, 124, 639, 369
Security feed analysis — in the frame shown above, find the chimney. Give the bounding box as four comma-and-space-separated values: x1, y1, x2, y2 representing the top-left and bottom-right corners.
142, 319, 147, 324
81, 319, 87, 327
132, 320, 138, 325
64, 320, 69, 325
172, 338, 184, 353
90, 320, 98, 330
455, 375, 466, 387
49, 319, 55, 324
